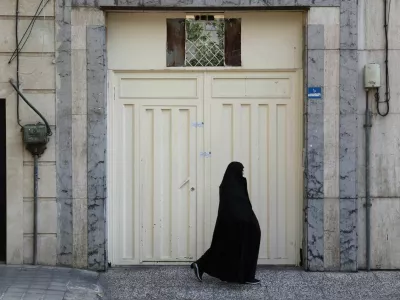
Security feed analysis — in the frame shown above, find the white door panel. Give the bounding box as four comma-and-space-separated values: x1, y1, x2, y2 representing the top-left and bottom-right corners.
205, 72, 300, 265
140, 106, 197, 262
111, 72, 203, 265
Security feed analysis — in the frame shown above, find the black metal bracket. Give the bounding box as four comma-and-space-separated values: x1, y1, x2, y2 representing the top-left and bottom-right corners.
26, 143, 47, 157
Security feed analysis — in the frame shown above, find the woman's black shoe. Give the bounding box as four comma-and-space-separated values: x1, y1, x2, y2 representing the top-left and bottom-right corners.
245, 278, 261, 285
190, 262, 203, 282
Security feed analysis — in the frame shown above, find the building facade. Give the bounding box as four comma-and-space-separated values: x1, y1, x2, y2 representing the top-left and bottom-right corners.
0, 0, 399, 272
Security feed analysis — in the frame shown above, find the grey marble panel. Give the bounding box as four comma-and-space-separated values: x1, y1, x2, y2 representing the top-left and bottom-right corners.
339, 50, 358, 115
306, 49, 325, 271
307, 50, 324, 200
339, 113, 358, 198
87, 25, 107, 271
308, 25, 324, 50
56, 0, 73, 267
340, 0, 358, 50
307, 199, 324, 271
88, 197, 107, 270
340, 198, 358, 271
339, 0, 358, 267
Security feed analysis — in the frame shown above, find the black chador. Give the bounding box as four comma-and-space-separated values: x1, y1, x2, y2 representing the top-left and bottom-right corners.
191, 162, 261, 284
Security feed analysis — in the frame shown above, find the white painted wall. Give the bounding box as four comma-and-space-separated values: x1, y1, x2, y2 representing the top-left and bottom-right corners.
107, 11, 303, 70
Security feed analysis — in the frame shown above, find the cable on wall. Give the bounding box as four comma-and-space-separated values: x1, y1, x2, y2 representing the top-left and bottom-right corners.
376, 0, 391, 117
15, 0, 22, 128
9, 0, 50, 128
8, 0, 50, 64
9, 80, 52, 137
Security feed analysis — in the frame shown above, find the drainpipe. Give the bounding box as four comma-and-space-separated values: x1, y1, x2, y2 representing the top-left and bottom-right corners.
33, 154, 39, 265
364, 90, 372, 271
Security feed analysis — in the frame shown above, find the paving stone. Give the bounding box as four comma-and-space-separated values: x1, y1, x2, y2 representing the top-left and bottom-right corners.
0, 266, 102, 300
23, 294, 45, 300
43, 296, 64, 300
45, 291, 65, 296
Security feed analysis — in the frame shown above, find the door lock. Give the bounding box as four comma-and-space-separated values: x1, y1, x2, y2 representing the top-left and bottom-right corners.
190, 187, 195, 192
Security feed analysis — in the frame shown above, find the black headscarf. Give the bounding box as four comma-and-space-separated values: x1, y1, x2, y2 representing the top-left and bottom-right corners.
220, 161, 244, 188
218, 162, 252, 222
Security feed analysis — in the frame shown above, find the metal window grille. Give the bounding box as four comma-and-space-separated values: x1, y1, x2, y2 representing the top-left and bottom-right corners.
185, 18, 225, 67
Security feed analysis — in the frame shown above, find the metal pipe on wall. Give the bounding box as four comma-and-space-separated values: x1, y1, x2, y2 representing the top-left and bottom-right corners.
33, 154, 39, 265
365, 91, 372, 271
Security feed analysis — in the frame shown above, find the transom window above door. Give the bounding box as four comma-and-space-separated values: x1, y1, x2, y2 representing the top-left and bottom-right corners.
166, 15, 242, 67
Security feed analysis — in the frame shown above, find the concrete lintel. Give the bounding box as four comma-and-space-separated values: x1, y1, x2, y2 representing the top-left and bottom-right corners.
71, 0, 341, 8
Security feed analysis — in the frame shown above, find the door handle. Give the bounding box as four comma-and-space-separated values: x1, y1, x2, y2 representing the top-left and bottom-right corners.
179, 177, 190, 189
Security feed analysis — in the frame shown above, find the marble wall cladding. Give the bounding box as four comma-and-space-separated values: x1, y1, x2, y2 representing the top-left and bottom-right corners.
307, 50, 324, 200
56, 1, 73, 267
340, 198, 358, 271
339, 0, 358, 272
312, 7, 341, 271
305, 21, 325, 271
87, 25, 107, 271
71, 8, 89, 268
340, 0, 358, 50
71, 7, 106, 269
55, 3, 107, 270
307, 6, 349, 271
307, 199, 324, 271
324, 198, 340, 270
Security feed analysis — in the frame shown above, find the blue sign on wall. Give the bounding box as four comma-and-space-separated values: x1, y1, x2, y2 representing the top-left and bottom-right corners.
308, 87, 322, 99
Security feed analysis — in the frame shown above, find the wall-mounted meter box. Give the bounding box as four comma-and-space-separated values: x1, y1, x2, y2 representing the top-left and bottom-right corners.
364, 63, 381, 89
23, 123, 49, 145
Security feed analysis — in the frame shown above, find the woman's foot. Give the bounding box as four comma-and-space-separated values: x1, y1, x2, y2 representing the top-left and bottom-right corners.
190, 262, 203, 282
245, 278, 261, 285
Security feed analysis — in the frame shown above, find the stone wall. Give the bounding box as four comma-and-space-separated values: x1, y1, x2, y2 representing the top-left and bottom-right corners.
0, 0, 57, 265
55, 3, 106, 269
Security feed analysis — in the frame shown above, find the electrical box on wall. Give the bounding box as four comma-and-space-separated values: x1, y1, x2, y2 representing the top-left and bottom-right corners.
364, 63, 381, 89
23, 123, 49, 145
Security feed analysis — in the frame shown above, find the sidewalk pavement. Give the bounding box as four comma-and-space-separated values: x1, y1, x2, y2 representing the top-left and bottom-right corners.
0, 265, 104, 300
100, 266, 400, 300
1, 265, 400, 300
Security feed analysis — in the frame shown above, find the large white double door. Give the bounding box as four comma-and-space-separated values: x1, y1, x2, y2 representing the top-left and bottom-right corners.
109, 70, 302, 265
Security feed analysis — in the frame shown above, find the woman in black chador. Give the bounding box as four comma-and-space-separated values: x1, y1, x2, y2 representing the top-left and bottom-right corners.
191, 162, 261, 284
